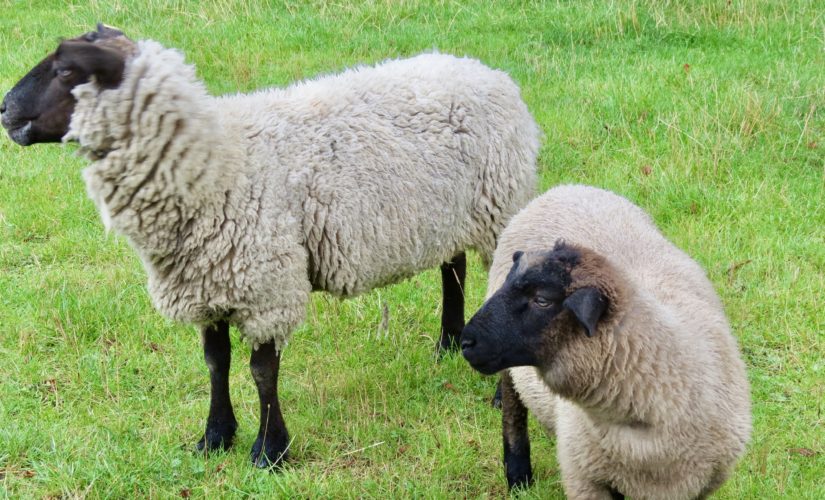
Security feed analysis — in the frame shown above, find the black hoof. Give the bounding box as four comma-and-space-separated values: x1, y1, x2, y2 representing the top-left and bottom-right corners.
505, 448, 534, 491
506, 469, 533, 491
250, 433, 290, 470
436, 332, 462, 358
196, 419, 237, 453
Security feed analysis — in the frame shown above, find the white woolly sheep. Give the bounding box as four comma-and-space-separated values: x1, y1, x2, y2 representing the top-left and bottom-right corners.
461, 185, 751, 499
0, 24, 540, 467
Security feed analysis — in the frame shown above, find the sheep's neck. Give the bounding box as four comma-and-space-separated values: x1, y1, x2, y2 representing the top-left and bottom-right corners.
82, 116, 239, 251
74, 44, 248, 261
547, 293, 693, 428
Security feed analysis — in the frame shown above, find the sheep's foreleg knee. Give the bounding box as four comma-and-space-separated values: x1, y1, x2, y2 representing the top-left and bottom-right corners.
249, 341, 289, 469
438, 252, 466, 354
197, 320, 237, 452
502, 371, 532, 490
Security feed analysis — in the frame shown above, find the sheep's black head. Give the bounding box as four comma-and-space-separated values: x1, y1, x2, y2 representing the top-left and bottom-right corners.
1, 23, 131, 146
460, 241, 610, 375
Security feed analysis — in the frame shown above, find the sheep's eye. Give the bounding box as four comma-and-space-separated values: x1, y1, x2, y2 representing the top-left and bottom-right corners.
532, 296, 553, 308
56, 68, 73, 79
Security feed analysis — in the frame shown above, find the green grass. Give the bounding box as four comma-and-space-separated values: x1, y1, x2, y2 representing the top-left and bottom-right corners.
1, 0, 823, 497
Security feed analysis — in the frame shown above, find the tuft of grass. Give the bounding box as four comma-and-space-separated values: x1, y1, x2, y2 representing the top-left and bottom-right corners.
1, 1, 823, 497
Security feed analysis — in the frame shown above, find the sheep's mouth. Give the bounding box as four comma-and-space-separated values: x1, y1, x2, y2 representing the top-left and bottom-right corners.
2, 120, 34, 146
462, 346, 503, 375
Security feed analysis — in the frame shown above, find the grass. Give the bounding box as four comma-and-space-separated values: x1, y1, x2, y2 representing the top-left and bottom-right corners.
0, 0, 823, 497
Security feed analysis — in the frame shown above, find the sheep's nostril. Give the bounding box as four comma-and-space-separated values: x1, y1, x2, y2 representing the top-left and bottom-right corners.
461, 337, 476, 350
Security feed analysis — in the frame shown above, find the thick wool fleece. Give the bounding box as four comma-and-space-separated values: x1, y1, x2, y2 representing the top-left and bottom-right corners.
492, 185, 751, 500
66, 40, 540, 348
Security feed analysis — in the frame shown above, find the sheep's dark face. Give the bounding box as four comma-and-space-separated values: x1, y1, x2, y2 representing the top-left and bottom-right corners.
461, 242, 608, 375
1, 24, 129, 146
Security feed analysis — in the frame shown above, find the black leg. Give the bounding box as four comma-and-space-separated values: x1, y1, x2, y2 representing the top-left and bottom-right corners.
502, 371, 532, 490
196, 321, 237, 453
249, 341, 289, 469
491, 379, 503, 409
608, 487, 625, 500
437, 252, 466, 354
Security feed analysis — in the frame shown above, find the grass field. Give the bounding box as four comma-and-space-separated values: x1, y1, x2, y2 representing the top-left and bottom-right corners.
0, 0, 823, 497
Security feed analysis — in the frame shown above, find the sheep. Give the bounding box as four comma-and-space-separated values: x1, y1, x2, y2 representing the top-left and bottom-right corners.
460, 185, 751, 499
0, 24, 540, 468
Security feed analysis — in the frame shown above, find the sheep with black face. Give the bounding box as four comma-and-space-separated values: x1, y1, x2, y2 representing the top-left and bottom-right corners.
1, 24, 540, 469
461, 185, 751, 500
0, 25, 133, 145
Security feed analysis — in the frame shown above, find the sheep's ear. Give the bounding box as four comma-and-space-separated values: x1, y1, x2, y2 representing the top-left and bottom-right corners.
563, 287, 607, 337
96, 22, 125, 38
56, 41, 126, 89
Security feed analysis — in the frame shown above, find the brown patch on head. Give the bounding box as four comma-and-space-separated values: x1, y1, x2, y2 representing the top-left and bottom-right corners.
54, 41, 128, 89
555, 240, 628, 330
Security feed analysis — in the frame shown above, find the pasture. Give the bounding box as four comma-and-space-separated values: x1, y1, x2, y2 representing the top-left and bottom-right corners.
0, 1, 822, 497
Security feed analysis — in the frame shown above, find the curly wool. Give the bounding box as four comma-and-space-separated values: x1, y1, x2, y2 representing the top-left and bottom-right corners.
67, 40, 540, 349
493, 185, 751, 500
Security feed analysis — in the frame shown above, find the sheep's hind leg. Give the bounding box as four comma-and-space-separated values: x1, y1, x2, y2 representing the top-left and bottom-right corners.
437, 252, 466, 354
249, 341, 290, 469
502, 370, 532, 490
197, 320, 238, 452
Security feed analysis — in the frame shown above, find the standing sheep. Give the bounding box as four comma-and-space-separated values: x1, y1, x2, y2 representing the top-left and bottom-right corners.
0, 24, 540, 467
461, 185, 751, 499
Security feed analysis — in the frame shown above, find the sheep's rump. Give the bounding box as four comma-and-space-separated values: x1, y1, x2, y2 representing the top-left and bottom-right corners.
225, 53, 540, 297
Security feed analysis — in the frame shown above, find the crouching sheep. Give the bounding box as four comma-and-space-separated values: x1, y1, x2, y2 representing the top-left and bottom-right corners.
461, 185, 751, 499
0, 24, 540, 468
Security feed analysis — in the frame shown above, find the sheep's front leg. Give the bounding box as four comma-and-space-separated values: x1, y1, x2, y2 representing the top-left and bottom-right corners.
438, 252, 466, 354
249, 341, 289, 468
502, 370, 532, 490
609, 489, 625, 500
197, 320, 238, 452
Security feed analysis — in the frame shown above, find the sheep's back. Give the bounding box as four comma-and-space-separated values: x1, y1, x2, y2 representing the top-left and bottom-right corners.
489, 185, 723, 319
224, 53, 539, 296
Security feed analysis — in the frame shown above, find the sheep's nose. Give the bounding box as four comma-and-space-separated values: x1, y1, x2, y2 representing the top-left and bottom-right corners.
460, 337, 476, 350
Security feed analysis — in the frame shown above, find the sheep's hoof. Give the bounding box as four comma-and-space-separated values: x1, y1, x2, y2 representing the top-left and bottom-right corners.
506, 472, 533, 492
505, 443, 533, 491
196, 419, 237, 453
250, 434, 289, 470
